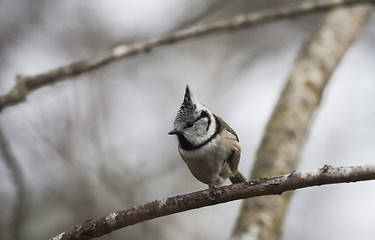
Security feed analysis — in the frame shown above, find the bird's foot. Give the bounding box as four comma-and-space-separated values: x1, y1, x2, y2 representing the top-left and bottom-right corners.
208, 183, 217, 200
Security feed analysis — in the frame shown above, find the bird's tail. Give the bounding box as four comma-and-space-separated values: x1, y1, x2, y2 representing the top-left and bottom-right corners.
230, 171, 247, 184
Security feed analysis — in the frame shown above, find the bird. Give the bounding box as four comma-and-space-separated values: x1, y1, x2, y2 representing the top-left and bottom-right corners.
168, 85, 246, 197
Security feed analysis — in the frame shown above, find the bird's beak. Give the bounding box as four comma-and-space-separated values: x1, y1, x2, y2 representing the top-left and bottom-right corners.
168, 129, 179, 135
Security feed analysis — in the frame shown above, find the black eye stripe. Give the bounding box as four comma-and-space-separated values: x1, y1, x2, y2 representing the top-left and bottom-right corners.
196, 111, 209, 122
189, 111, 209, 126
194, 116, 207, 123
197, 111, 211, 131
184, 111, 211, 129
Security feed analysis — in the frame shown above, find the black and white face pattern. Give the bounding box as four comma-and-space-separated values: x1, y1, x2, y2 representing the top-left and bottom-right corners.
173, 86, 217, 149
181, 110, 211, 138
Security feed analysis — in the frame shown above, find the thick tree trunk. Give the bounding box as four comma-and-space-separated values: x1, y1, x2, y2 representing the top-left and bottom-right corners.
231, 4, 374, 240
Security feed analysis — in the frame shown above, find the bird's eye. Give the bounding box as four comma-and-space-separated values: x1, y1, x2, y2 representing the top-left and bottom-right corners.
186, 122, 194, 128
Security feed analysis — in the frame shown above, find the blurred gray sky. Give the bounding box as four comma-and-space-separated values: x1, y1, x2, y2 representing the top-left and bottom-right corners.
0, 1, 374, 239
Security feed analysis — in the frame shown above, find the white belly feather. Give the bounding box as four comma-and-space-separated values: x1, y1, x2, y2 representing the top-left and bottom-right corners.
178, 133, 239, 186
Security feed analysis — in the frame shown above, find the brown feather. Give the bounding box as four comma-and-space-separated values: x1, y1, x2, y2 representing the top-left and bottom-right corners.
230, 171, 247, 184
215, 115, 246, 183
214, 114, 239, 142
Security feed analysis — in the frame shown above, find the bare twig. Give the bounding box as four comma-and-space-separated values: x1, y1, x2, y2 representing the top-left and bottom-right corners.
50, 164, 375, 240
231, 4, 374, 240
1, 0, 374, 112
0, 127, 26, 240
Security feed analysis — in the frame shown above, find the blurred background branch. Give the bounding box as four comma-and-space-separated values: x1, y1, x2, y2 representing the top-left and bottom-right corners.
0, 126, 26, 240
231, 4, 374, 240
0, 0, 373, 112
1, 0, 375, 239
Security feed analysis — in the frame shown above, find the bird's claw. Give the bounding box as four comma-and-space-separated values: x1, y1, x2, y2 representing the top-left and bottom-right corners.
208, 183, 217, 200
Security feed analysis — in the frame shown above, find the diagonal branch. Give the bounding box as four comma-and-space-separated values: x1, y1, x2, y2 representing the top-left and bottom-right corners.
231, 3, 374, 240
50, 164, 375, 240
1, 0, 374, 112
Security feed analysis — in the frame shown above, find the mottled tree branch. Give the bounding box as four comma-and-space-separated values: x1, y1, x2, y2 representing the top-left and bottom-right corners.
1, 0, 374, 112
231, 4, 374, 240
50, 165, 375, 240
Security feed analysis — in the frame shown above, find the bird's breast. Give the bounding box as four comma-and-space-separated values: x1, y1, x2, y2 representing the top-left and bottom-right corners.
178, 135, 235, 185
